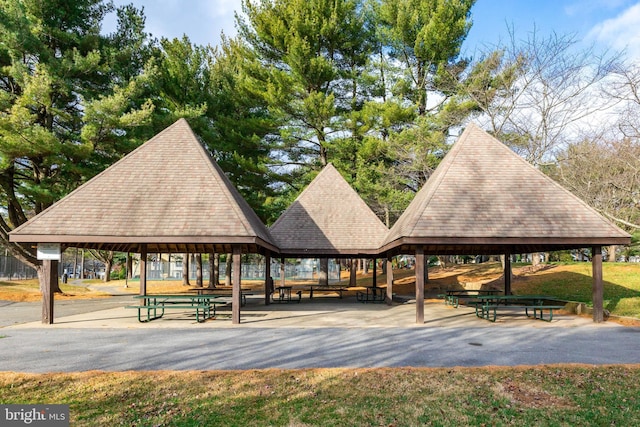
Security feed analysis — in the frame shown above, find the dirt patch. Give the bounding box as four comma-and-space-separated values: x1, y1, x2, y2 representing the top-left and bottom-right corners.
493, 379, 575, 409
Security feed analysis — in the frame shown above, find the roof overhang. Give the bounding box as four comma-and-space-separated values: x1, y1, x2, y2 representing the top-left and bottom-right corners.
275, 248, 383, 259
380, 236, 633, 256
9, 234, 279, 255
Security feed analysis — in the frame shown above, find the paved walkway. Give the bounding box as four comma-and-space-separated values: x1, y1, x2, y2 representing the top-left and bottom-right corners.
1, 293, 639, 372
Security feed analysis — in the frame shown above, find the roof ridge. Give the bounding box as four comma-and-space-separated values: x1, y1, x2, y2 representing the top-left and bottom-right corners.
185, 124, 273, 241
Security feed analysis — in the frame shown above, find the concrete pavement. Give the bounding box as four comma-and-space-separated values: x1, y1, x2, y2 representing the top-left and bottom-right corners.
1, 294, 639, 372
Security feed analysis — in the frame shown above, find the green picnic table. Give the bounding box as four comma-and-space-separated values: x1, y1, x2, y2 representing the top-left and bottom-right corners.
126, 294, 226, 322
442, 289, 501, 307
473, 295, 565, 322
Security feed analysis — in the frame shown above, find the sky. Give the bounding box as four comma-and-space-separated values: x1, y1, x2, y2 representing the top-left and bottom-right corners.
103, 0, 640, 59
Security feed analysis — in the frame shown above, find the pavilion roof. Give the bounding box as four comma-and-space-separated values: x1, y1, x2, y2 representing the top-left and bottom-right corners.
381, 123, 631, 255
10, 119, 277, 254
270, 164, 389, 257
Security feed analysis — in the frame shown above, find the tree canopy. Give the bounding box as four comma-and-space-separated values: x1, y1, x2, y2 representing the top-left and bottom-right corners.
1, 0, 638, 286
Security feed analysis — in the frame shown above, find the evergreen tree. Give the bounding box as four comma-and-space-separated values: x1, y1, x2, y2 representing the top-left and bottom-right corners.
0, 0, 154, 289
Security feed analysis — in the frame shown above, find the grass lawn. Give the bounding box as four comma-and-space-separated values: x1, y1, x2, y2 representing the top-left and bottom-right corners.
513, 263, 640, 317
1, 366, 639, 426
0, 279, 109, 302
384, 262, 640, 319
2, 264, 639, 425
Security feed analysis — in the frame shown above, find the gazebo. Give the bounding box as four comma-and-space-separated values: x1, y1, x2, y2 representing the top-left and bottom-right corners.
269, 163, 389, 291
9, 120, 633, 326
379, 123, 632, 323
10, 119, 277, 324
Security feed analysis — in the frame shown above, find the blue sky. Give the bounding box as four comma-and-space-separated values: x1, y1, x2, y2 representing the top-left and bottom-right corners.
104, 0, 640, 59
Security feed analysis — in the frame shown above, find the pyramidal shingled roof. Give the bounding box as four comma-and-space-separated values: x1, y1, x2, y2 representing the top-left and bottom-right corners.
381, 123, 631, 255
10, 119, 276, 253
270, 163, 389, 256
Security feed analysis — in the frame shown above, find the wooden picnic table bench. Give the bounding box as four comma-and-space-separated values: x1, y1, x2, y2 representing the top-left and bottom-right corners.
357, 286, 386, 303
305, 286, 347, 299
125, 294, 226, 323
473, 295, 565, 322
439, 289, 501, 308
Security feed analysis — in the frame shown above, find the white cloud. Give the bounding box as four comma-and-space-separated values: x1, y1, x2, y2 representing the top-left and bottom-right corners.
205, 0, 243, 17
587, 3, 640, 58
564, 0, 629, 17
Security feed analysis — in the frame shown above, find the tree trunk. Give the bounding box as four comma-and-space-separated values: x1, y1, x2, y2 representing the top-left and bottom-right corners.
225, 252, 232, 286
349, 258, 356, 287
195, 253, 203, 286
126, 254, 133, 279
318, 258, 328, 286
531, 252, 540, 266
73, 248, 78, 279
363, 258, 368, 274
208, 253, 215, 288
80, 249, 85, 279
608, 245, 617, 262
104, 258, 112, 282
213, 253, 220, 286
182, 253, 190, 285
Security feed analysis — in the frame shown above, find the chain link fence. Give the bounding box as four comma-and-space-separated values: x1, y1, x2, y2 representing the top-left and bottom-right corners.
0, 255, 38, 280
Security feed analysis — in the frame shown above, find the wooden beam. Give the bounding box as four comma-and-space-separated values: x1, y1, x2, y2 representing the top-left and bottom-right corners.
386, 256, 394, 305
504, 253, 512, 295
140, 245, 147, 296
264, 251, 271, 306
41, 259, 57, 324
415, 247, 425, 324
592, 245, 604, 323
372, 258, 377, 288
280, 257, 286, 287
232, 246, 242, 324
318, 258, 328, 286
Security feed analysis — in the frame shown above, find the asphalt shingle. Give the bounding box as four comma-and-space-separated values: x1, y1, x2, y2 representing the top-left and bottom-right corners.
270, 164, 389, 256
382, 123, 631, 254
10, 119, 276, 253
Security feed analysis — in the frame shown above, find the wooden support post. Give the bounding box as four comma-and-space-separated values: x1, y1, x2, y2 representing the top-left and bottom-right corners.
504, 253, 512, 295
386, 256, 394, 305
264, 251, 271, 306
372, 258, 377, 288
349, 258, 356, 287
41, 259, 57, 324
280, 257, 286, 287
319, 258, 328, 286
424, 256, 429, 283
232, 246, 242, 324
139, 245, 147, 297
592, 245, 604, 323
415, 247, 425, 324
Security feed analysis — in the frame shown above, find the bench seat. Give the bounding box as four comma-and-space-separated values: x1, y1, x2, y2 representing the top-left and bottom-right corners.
126, 295, 226, 322
356, 289, 386, 303
308, 287, 346, 299
478, 304, 565, 322
126, 303, 219, 323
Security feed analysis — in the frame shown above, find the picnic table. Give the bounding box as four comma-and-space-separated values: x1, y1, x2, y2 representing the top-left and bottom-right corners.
189, 287, 253, 306
305, 286, 347, 299
473, 295, 565, 322
357, 286, 386, 303
442, 289, 501, 308
273, 286, 302, 303
126, 294, 226, 322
